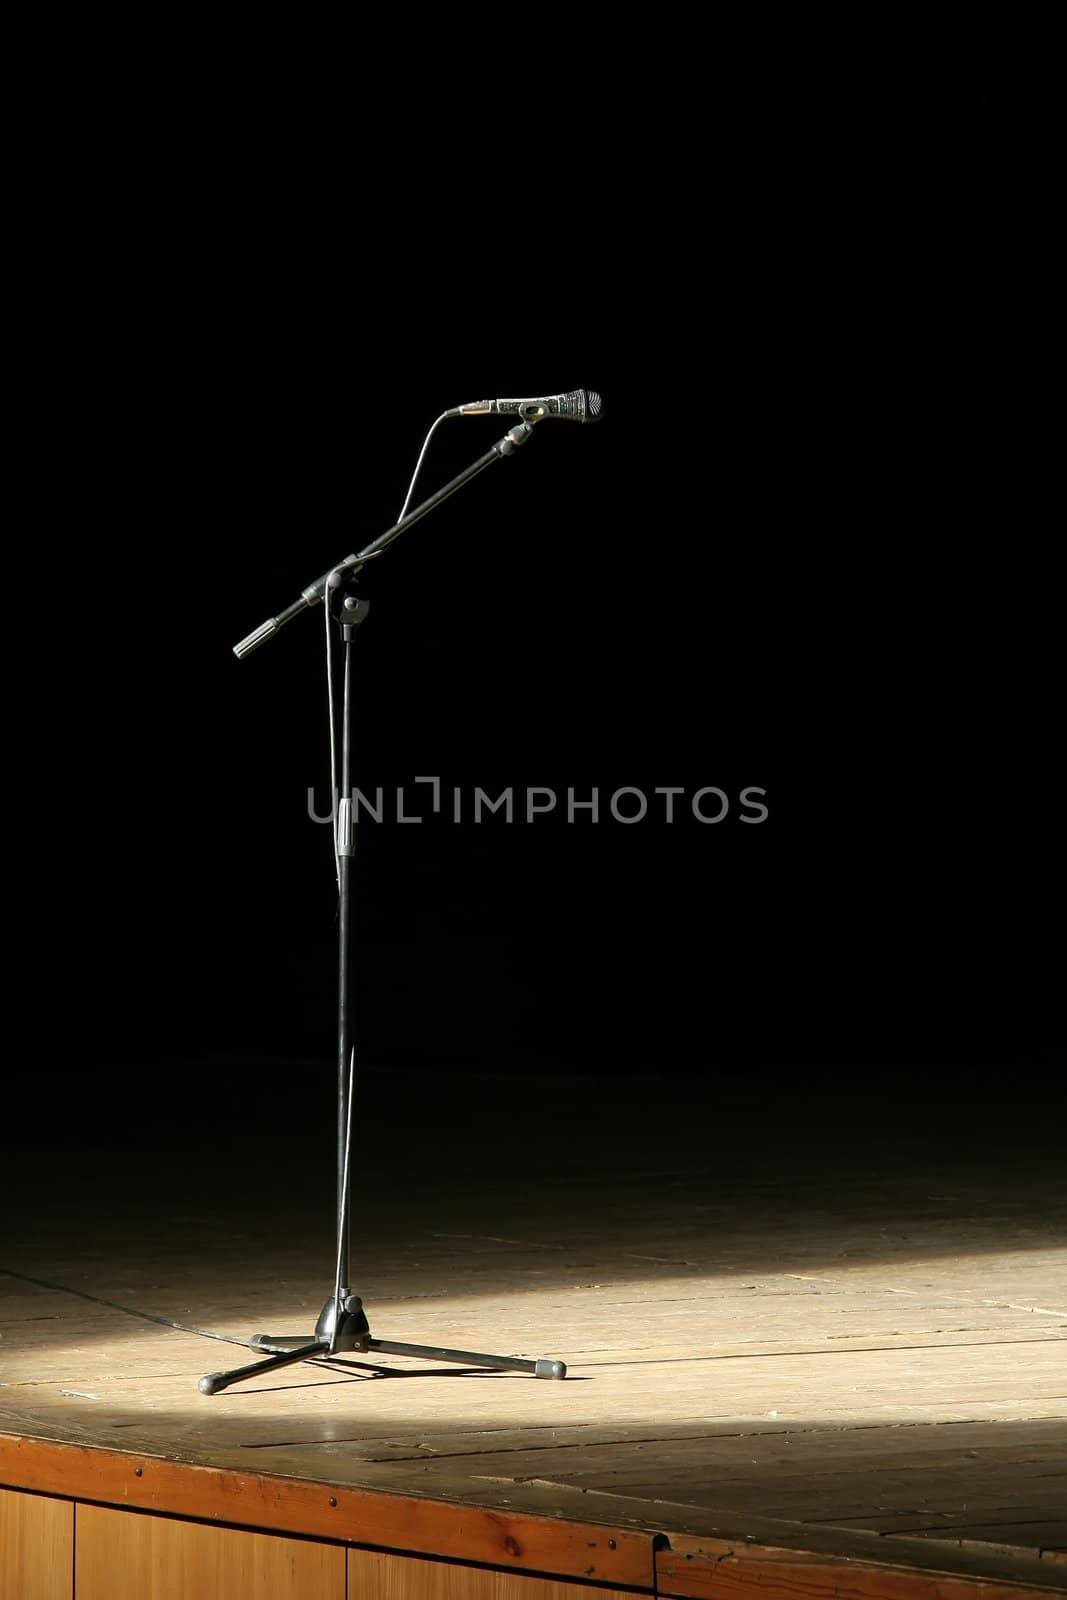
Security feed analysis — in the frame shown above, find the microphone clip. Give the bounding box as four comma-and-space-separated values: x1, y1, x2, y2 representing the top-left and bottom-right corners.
498, 422, 537, 456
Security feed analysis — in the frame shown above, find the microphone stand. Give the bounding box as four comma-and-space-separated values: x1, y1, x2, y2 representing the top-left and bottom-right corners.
200, 416, 567, 1395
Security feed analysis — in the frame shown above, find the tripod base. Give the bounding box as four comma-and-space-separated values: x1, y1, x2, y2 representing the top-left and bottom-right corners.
199, 1294, 566, 1395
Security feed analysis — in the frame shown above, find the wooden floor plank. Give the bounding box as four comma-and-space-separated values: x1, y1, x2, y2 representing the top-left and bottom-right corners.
2, 1081, 1065, 1592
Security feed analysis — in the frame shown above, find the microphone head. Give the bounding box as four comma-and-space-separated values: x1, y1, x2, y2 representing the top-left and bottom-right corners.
490, 391, 604, 421
554, 389, 602, 421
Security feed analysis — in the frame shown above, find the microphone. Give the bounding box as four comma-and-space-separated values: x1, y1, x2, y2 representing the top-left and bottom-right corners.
451, 390, 602, 423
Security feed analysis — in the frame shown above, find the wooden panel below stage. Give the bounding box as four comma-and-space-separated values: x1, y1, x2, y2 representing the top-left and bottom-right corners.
1, 1494, 644, 1600
76, 1503, 342, 1599
2, 1445, 1062, 1598
0, 1488, 72, 1600
347, 1550, 639, 1599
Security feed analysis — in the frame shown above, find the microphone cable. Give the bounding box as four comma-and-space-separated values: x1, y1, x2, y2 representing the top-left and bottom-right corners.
324, 409, 450, 888
325, 409, 452, 1338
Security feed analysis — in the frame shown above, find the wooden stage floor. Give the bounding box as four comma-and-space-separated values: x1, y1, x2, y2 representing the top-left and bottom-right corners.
2, 1065, 1065, 1595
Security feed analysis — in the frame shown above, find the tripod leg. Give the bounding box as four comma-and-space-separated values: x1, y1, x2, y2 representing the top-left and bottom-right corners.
199, 1340, 326, 1395
366, 1339, 566, 1379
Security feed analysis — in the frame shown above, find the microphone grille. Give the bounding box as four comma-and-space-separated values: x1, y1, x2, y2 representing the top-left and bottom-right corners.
587, 390, 603, 419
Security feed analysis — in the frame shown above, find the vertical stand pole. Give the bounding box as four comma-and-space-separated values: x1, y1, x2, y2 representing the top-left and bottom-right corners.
334, 589, 369, 1327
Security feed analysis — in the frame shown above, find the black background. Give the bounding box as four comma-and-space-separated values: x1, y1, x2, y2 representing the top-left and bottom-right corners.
1, 0, 1056, 1176
51, 354, 1061, 1114
13, 226, 1060, 1163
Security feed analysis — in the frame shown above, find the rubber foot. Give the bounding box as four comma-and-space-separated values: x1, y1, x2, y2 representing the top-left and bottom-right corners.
535, 1358, 567, 1380
199, 1374, 223, 1394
